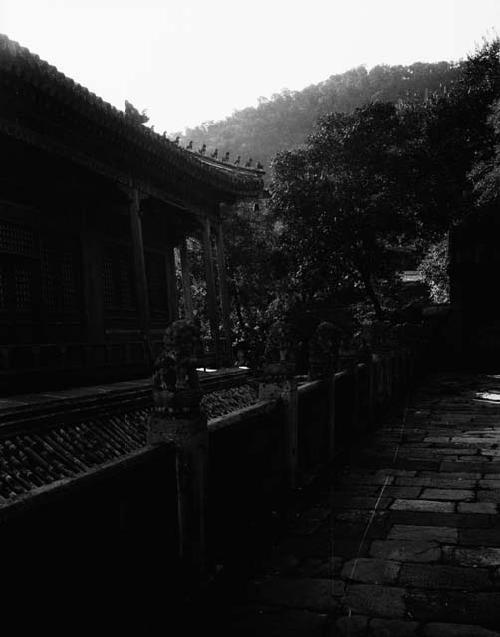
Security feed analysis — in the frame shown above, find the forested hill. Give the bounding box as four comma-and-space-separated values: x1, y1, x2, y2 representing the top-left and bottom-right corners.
178, 62, 460, 175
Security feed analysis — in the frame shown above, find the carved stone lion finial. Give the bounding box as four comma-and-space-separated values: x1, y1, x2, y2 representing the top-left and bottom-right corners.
308, 321, 341, 380
363, 320, 398, 354
262, 320, 296, 381
152, 319, 203, 418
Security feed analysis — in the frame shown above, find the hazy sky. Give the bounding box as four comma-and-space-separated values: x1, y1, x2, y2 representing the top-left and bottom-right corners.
1, 0, 499, 133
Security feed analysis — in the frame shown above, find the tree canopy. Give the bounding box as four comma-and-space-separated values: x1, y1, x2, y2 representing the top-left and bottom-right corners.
269, 39, 500, 322
180, 40, 500, 362
177, 61, 460, 180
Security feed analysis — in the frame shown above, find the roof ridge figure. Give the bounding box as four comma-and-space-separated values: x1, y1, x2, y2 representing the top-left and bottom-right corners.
0, 33, 265, 184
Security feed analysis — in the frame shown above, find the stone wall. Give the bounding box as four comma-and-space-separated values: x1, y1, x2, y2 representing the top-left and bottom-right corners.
0, 341, 421, 631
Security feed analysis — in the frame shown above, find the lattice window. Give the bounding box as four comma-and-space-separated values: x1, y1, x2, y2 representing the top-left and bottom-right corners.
0, 266, 5, 311
0, 220, 35, 256
103, 255, 114, 308
41, 247, 58, 314
146, 251, 167, 312
14, 266, 32, 311
41, 240, 79, 315
61, 252, 77, 312
103, 245, 135, 310
118, 254, 134, 308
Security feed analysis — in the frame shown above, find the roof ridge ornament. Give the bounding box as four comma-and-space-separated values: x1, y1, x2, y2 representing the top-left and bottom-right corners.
0, 34, 264, 194
124, 100, 149, 126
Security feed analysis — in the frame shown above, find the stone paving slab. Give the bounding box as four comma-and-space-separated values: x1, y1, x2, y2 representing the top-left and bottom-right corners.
229, 606, 328, 636
423, 624, 500, 637
211, 373, 500, 635
387, 525, 457, 543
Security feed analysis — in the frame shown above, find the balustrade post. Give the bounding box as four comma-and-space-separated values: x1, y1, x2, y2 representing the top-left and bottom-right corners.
393, 351, 400, 393
352, 365, 361, 434
259, 376, 299, 490
148, 321, 208, 577
398, 350, 403, 391
308, 321, 341, 463
259, 321, 298, 490
400, 349, 407, 388
367, 355, 375, 427
328, 375, 336, 461
386, 354, 394, 401
283, 379, 299, 490
408, 348, 415, 382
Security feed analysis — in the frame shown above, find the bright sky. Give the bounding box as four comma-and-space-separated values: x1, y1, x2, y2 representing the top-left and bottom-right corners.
1, 0, 499, 133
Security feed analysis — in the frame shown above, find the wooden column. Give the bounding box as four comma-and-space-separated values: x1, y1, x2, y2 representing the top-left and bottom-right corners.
81, 209, 105, 344
328, 375, 336, 461
179, 238, 194, 320
202, 217, 220, 367
148, 407, 208, 578
165, 246, 178, 323
214, 218, 232, 364
367, 355, 375, 426
128, 188, 152, 363
282, 379, 299, 490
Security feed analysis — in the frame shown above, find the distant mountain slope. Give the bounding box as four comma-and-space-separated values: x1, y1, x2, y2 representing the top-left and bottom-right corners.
179, 62, 461, 177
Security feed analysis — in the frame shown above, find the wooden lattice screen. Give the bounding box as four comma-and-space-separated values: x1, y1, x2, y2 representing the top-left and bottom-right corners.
102, 243, 136, 311
145, 250, 168, 317
0, 219, 36, 323
0, 217, 83, 343
41, 238, 80, 316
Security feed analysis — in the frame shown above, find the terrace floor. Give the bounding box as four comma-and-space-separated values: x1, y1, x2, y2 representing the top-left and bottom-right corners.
208, 372, 500, 636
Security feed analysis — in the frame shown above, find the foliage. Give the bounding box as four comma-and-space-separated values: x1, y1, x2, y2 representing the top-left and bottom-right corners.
220, 200, 288, 357
176, 62, 460, 180
417, 237, 450, 304
470, 97, 500, 206
179, 203, 287, 364
270, 101, 426, 319
266, 39, 500, 327
180, 40, 500, 366
420, 39, 500, 232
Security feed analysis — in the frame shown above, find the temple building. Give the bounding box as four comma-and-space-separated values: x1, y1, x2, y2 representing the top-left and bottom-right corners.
0, 34, 263, 394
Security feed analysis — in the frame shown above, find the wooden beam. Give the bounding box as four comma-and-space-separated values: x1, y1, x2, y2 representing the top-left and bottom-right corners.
165, 246, 179, 323
128, 188, 152, 364
214, 218, 232, 364
179, 238, 194, 320
81, 209, 105, 344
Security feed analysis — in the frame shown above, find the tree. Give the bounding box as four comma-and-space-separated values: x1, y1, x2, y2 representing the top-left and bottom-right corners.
470, 97, 500, 206
419, 39, 500, 232
179, 201, 287, 362
270, 102, 425, 319
221, 200, 288, 355
417, 237, 450, 304
177, 61, 458, 184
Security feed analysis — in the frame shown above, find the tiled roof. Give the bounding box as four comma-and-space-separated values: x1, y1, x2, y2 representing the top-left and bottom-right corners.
0, 33, 264, 199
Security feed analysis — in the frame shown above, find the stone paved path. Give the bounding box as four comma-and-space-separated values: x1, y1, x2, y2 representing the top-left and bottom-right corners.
216, 373, 500, 636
